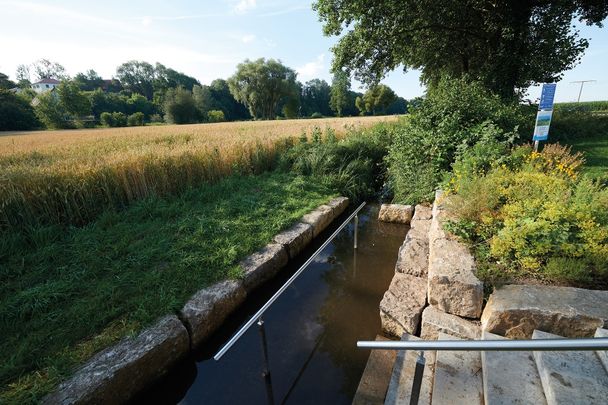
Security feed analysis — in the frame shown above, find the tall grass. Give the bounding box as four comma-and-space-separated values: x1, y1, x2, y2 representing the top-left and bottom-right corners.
0, 116, 395, 230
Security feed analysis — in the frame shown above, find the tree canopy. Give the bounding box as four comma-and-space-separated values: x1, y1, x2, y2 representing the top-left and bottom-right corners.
314, 0, 608, 98
228, 58, 299, 120
356, 84, 397, 115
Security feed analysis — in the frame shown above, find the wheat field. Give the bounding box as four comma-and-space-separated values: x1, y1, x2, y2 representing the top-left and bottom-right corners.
0, 116, 397, 230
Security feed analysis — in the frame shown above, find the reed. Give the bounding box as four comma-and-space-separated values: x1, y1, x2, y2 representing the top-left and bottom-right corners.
0, 116, 396, 230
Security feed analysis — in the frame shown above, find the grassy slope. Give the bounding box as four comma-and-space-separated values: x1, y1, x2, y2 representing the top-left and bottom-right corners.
567, 134, 608, 178
0, 172, 336, 403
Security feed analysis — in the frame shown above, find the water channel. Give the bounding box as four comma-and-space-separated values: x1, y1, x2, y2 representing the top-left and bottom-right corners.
133, 204, 408, 404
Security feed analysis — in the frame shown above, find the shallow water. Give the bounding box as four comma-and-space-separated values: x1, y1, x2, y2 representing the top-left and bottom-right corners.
134, 204, 407, 405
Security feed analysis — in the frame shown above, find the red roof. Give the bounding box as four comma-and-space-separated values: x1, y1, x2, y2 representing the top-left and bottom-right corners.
34, 78, 61, 84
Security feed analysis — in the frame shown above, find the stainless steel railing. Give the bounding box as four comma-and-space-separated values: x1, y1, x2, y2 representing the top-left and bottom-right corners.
358, 336, 608, 405
357, 337, 608, 351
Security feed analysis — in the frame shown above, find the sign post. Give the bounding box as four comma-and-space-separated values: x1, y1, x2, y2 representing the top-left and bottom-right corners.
532, 83, 557, 151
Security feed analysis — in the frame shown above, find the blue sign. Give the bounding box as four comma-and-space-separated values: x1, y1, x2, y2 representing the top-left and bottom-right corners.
539, 83, 557, 110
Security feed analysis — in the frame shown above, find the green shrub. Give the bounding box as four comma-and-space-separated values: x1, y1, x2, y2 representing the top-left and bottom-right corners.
445, 143, 608, 287
550, 109, 608, 142
386, 77, 533, 204
311, 112, 323, 119
554, 101, 608, 113
127, 112, 144, 127
111, 112, 127, 127
279, 124, 393, 201
207, 110, 225, 123
0, 89, 40, 130
100, 111, 113, 127
150, 113, 163, 123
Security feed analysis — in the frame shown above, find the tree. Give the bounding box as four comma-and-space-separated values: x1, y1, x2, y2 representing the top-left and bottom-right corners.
228, 58, 299, 120
314, 0, 608, 98
116, 60, 155, 100
15, 64, 31, 86
209, 79, 250, 121
355, 84, 397, 115
386, 96, 408, 115
207, 110, 225, 122
34, 91, 67, 129
57, 81, 91, 118
301, 79, 332, 117
74, 70, 105, 91
192, 84, 214, 120
0, 89, 39, 130
31, 59, 67, 81
163, 87, 198, 124
329, 71, 350, 116
154, 63, 200, 92
0, 73, 16, 90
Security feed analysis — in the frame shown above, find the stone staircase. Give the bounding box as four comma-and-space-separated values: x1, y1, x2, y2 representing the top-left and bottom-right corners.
383, 327, 608, 405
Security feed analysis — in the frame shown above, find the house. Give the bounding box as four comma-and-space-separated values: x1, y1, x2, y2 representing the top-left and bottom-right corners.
31, 78, 60, 93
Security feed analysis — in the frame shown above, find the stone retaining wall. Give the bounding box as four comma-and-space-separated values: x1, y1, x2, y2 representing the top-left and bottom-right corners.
44, 197, 350, 404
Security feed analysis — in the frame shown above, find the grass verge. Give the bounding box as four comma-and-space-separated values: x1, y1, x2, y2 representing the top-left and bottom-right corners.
567, 133, 608, 179
0, 171, 336, 403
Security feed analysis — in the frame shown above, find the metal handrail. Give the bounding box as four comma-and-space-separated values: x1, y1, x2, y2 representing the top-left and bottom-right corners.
357, 337, 608, 351
214, 201, 367, 361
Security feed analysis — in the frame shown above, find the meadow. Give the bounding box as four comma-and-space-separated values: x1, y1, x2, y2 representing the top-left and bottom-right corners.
0, 116, 395, 230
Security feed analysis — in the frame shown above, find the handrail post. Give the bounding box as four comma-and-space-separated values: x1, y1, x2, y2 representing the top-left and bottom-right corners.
257, 317, 275, 405
354, 214, 359, 249
409, 351, 425, 405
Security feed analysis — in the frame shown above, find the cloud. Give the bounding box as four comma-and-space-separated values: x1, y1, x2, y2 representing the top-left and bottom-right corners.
241, 34, 256, 44
234, 0, 256, 14
297, 54, 325, 80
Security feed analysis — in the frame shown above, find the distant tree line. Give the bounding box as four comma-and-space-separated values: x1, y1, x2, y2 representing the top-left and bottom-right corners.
0, 58, 409, 131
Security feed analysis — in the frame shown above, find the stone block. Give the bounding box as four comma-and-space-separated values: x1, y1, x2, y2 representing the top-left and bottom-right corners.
481, 331, 547, 405
533, 329, 608, 404
43, 316, 189, 404
428, 237, 483, 318
240, 243, 288, 293
380, 273, 427, 338
431, 333, 483, 405
420, 306, 480, 340
352, 335, 397, 405
301, 204, 334, 237
411, 204, 432, 222
326, 196, 349, 218
273, 222, 313, 259
596, 328, 608, 373
180, 280, 246, 348
394, 233, 428, 277
481, 284, 608, 338
384, 333, 436, 405
378, 204, 414, 224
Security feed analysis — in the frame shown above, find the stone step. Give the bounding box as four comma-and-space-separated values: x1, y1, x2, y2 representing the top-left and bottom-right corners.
481, 331, 546, 405
595, 327, 608, 373
384, 333, 436, 405
353, 335, 398, 405
431, 333, 483, 405
532, 329, 608, 404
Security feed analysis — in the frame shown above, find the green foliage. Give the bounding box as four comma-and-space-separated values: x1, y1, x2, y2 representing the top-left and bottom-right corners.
387, 77, 531, 204
163, 87, 198, 124
34, 91, 68, 129
279, 124, 393, 201
0, 172, 335, 403
356, 84, 397, 115
0, 89, 39, 130
111, 112, 127, 127
302, 79, 332, 117
314, 0, 608, 98
127, 112, 145, 127
99, 112, 113, 127
228, 58, 299, 120
554, 101, 608, 113
115, 60, 155, 100
56, 81, 91, 118
550, 109, 608, 143
445, 144, 608, 287
0, 72, 16, 90
311, 112, 323, 119
329, 70, 350, 117
207, 110, 225, 123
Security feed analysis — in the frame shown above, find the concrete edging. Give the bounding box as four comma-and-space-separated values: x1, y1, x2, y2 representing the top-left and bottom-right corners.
43, 196, 350, 404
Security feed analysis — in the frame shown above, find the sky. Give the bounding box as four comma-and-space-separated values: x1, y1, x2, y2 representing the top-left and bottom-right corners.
1, 0, 607, 102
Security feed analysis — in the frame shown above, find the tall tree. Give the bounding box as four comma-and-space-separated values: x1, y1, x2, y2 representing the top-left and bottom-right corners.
355, 84, 397, 115
116, 61, 155, 100
228, 58, 299, 120
154, 63, 200, 92
31, 59, 67, 81
314, 0, 608, 98
208, 79, 250, 121
163, 87, 198, 124
301, 79, 332, 117
57, 81, 91, 118
329, 71, 350, 117
74, 70, 104, 91
0, 89, 39, 130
